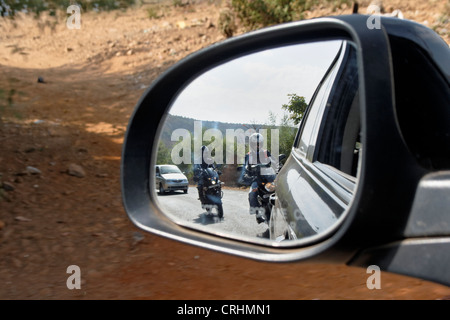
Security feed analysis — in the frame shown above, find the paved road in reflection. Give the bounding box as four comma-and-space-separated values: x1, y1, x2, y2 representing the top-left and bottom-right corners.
156, 187, 270, 241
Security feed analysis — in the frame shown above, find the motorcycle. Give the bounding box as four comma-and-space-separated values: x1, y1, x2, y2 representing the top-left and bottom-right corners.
239, 154, 286, 224
198, 166, 224, 219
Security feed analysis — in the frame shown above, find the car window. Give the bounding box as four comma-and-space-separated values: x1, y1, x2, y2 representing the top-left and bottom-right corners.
314, 43, 360, 177
295, 45, 342, 160
160, 165, 181, 174
294, 42, 360, 178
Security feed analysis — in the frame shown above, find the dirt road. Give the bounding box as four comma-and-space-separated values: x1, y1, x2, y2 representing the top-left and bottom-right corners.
1, 1, 449, 300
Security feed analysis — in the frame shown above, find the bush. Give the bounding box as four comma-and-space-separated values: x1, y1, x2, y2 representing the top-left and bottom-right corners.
231, 0, 307, 30
218, 7, 237, 38
231, 0, 352, 30
0, 0, 137, 17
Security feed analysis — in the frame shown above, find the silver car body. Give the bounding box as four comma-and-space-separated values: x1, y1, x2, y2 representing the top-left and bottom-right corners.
155, 165, 189, 193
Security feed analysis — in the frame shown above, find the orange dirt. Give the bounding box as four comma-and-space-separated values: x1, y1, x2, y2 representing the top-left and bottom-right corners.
0, 0, 449, 300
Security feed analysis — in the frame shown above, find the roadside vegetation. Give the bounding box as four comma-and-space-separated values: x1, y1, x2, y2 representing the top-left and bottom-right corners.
230, 0, 352, 30
0, 0, 136, 17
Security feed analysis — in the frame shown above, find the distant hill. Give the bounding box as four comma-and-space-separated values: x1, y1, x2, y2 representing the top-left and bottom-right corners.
159, 114, 268, 147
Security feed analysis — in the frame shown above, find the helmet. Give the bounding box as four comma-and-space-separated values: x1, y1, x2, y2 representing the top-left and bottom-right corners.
249, 133, 264, 153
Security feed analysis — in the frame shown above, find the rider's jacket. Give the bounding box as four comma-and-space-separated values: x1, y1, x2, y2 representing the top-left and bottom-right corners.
239, 150, 272, 186
193, 162, 216, 184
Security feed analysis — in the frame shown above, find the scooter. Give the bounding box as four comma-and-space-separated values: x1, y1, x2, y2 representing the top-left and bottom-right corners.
198, 167, 224, 219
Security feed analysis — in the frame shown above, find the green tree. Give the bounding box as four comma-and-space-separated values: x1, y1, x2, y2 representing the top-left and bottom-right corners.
156, 141, 172, 165
278, 113, 296, 157
282, 93, 308, 125
265, 111, 296, 159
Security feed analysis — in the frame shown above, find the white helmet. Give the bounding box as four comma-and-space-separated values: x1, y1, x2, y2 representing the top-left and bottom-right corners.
249, 133, 264, 153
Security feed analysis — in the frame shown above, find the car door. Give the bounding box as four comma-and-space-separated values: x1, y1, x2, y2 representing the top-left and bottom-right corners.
270, 41, 360, 241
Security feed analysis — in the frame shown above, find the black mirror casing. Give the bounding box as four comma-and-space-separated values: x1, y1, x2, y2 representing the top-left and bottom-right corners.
121, 15, 450, 286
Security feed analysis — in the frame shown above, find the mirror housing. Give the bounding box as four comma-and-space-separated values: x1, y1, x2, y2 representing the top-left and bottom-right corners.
121, 15, 450, 286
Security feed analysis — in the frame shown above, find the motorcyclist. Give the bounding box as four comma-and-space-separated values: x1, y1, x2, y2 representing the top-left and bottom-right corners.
193, 145, 216, 203
239, 133, 274, 223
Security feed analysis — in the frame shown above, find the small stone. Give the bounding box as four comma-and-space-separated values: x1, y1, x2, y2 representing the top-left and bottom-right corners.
176, 21, 186, 29
26, 166, 41, 175
67, 164, 86, 178
2, 181, 15, 191
15, 216, 31, 222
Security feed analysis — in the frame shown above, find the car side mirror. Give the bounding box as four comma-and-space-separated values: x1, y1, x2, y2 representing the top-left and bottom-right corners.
122, 15, 450, 287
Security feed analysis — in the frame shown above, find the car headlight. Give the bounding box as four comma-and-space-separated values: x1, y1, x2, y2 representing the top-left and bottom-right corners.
264, 182, 276, 192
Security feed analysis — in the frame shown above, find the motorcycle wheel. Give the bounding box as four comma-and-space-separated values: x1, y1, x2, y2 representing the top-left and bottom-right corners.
217, 203, 224, 219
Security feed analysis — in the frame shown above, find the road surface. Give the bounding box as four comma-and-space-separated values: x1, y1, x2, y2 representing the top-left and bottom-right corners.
156, 186, 270, 242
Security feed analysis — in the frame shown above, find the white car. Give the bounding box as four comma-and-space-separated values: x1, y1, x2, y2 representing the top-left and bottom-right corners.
155, 165, 189, 194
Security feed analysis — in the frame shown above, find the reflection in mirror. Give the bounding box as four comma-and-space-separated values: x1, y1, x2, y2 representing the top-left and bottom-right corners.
154, 40, 360, 246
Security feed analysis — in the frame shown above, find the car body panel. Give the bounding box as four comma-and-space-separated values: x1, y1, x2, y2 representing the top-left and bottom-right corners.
270, 39, 359, 241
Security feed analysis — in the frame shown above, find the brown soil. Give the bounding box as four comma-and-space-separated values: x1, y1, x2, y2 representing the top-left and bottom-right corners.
1, 0, 449, 300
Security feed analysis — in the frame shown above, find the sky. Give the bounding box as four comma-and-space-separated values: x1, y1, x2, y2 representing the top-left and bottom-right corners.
168, 40, 344, 125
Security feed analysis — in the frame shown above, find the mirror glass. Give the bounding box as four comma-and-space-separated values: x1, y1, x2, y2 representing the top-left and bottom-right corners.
154, 40, 360, 246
